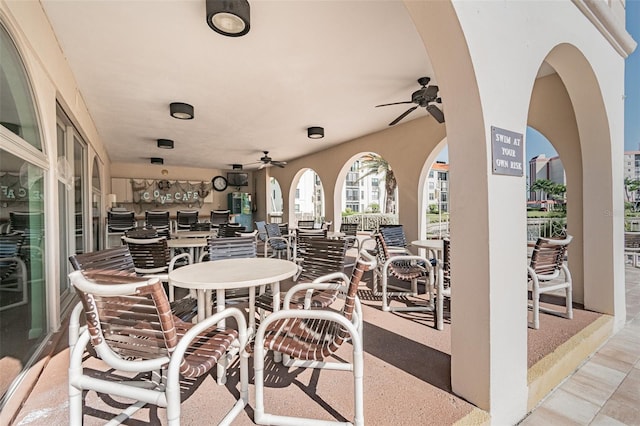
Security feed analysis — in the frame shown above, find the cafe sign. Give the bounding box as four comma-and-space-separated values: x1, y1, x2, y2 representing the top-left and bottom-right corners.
130, 179, 211, 206
491, 126, 524, 177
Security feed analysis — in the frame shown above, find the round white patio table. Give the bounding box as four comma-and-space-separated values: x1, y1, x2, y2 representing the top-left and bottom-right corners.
169, 257, 298, 383
167, 237, 208, 262
170, 230, 213, 239
411, 239, 444, 261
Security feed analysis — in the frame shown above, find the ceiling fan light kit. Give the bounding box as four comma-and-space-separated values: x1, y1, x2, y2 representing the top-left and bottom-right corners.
376, 76, 445, 125
255, 151, 287, 169
157, 138, 174, 149
206, 0, 250, 37
307, 126, 324, 139
169, 102, 194, 120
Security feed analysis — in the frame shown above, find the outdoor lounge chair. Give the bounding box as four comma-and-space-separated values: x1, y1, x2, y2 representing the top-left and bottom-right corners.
67, 271, 248, 425
253, 250, 376, 426
528, 235, 573, 329
373, 233, 440, 326
144, 210, 171, 237
105, 210, 136, 248
176, 209, 199, 231
264, 222, 291, 259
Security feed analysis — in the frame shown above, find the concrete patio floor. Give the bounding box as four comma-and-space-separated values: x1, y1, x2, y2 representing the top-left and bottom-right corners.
7, 263, 638, 426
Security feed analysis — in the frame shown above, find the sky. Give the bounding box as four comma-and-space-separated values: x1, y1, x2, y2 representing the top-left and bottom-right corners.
436, 2, 640, 162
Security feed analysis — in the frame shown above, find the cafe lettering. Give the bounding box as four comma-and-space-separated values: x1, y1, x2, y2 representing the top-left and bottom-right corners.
131, 179, 211, 205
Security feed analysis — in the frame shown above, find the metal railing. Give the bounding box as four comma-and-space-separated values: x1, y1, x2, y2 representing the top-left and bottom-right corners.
341, 213, 398, 231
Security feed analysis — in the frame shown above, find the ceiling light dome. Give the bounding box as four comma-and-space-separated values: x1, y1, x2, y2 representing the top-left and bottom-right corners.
170, 102, 194, 120
206, 0, 250, 37
157, 139, 174, 149
307, 126, 324, 139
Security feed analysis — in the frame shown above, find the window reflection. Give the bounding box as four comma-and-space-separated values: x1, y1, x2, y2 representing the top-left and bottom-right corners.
0, 149, 46, 401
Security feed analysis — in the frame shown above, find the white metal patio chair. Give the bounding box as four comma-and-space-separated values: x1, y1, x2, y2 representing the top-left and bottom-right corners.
67, 271, 248, 426
528, 235, 573, 329
253, 251, 376, 426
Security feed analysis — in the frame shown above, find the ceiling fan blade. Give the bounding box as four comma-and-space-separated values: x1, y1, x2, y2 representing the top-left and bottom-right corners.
425, 85, 439, 99
426, 104, 445, 123
258, 163, 266, 170
375, 101, 413, 108
389, 106, 418, 126
271, 161, 286, 168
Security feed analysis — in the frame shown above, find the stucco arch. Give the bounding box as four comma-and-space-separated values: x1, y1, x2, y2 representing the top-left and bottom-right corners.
287, 167, 325, 226
528, 71, 585, 303
538, 43, 624, 320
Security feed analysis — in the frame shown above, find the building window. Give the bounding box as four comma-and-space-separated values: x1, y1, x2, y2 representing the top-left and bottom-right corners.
0, 24, 42, 150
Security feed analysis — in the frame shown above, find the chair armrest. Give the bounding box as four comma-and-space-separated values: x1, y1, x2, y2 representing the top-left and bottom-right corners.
254, 308, 363, 360
283, 272, 350, 309
169, 252, 193, 271
167, 307, 248, 382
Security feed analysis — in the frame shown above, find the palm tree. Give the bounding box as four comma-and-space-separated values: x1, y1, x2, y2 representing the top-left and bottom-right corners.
358, 154, 397, 214
531, 179, 566, 211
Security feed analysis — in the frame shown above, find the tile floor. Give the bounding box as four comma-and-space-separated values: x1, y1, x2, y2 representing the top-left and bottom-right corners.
520, 266, 640, 425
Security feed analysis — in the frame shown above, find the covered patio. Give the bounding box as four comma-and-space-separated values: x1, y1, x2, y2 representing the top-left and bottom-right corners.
7, 254, 626, 425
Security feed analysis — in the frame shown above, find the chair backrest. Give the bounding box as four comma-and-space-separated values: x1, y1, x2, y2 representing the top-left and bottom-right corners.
296, 228, 327, 239
218, 223, 244, 238
530, 236, 573, 276
9, 211, 44, 235
176, 210, 199, 229
278, 223, 289, 236
255, 221, 267, 242
69, 245, 136, 276
107, 210, 136, 232
69, 271, 206, 378
442, 238, 451, 289
124, 226, 159, 239
121, 236, 171, 274
190, 222, 211, 231
145, 210, 170, 229
210, 210, 230, 226
297, 237, 347, 283
625, 232, 640, 249
379, 224, 407, 248
265, 223, 283, 239
207, 236, 257, 260
340, 223, 358, 237
297, 220, 315, 229
0, 232, 25, 280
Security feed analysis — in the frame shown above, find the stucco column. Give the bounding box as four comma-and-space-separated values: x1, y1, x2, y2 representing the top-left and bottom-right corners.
448, 126, 529, 424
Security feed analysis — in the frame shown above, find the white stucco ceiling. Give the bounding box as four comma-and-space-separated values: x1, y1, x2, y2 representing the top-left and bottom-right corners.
40, 0, 438, 171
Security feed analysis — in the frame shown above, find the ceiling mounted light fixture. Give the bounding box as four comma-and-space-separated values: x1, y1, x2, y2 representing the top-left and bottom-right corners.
157, 139, 174, 149
307, 126, 324, 139
150, 157, 164, 165
206, 0, 250, 37
170, 102, 194, 120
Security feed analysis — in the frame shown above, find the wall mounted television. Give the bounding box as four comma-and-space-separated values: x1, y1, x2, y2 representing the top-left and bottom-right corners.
227, 172, 249, 187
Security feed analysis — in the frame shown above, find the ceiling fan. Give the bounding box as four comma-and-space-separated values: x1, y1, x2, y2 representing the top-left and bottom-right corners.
376, 76, 445, 125
255, 151, 287, 169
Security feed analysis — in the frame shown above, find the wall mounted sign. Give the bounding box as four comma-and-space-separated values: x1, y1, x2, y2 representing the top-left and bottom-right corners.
491, 126, 524, 176
130, 179, 211, 206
